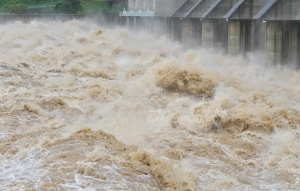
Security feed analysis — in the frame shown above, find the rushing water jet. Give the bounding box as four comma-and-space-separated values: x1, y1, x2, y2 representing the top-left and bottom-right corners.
0, 20, 300, 190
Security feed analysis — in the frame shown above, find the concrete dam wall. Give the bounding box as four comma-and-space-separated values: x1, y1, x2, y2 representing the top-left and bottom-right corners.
1, 0, 300, 67
124, 0, 300, 67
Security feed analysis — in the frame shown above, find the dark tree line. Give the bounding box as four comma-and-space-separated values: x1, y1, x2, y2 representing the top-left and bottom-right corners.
55, 0, 82, 14
1, 0, 127, 14
3, 3, 27, 14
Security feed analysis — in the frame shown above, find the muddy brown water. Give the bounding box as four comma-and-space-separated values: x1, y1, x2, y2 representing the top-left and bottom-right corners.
0, 20, 299, 190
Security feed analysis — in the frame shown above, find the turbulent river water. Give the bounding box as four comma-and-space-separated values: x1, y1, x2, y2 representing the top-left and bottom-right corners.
0, 20, 300, 191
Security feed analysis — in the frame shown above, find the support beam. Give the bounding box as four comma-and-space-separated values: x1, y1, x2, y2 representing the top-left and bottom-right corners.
223, 0, 245, 19
184, 0, 204, 17
201, 0, 222, 18
253, 0, 277, 19
171, 0, 188, 17
294, 12, 300, 20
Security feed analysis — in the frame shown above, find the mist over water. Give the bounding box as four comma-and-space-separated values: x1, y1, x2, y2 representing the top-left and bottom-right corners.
0, 20, 300, 190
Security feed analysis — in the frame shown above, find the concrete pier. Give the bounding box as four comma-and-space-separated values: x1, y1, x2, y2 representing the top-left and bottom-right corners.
228, 20, 265, 56
182, 18, 202, 48
228, 20, 241, 56
143, 17, 154, 33
124, 0, 300, 67
153, 17, 168, 36
167, 18, 183, 42
202, 19, 228, 52
202, 19, 217, 49
266, 21, 300, 66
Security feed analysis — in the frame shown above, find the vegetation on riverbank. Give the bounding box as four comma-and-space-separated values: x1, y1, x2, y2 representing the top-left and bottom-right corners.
0, 0, 127, 14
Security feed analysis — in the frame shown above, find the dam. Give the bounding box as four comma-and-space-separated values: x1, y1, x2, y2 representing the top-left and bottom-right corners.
1, 1, 299, 66
122, 0, 300, 66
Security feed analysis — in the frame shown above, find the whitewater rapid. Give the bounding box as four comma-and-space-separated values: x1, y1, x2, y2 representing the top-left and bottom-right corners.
0, 20, 299, 190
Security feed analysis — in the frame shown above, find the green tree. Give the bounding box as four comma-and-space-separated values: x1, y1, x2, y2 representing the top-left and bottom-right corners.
55, 0, 82, 14
4, 3, 28, 14
107, 0, 126, 9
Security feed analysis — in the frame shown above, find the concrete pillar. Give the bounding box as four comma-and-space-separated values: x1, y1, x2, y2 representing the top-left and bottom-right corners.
202, 19, 228, 53
182, 18, 202, 48
298, 22, 300, 69
126, 17, 135, 29
282, 21, 299, 66
126, 17, 130, 28
167, 17, 182, 43
239, 20, 251, 55
153, 17, 168, 36
228, 20, 240, 56
144, 17, 154, 33
167, 18, 176, 41
228, 20, 253, 56
135, 17, 146, 30
124, 17, 146, 30
266, 21, 300, 66
134, 17, 137, 29
106, 15, 118, 28
118, 16, 127, 27
202, 19, 217, 49
250, 20, 266, 53
266, 21, 282, 64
